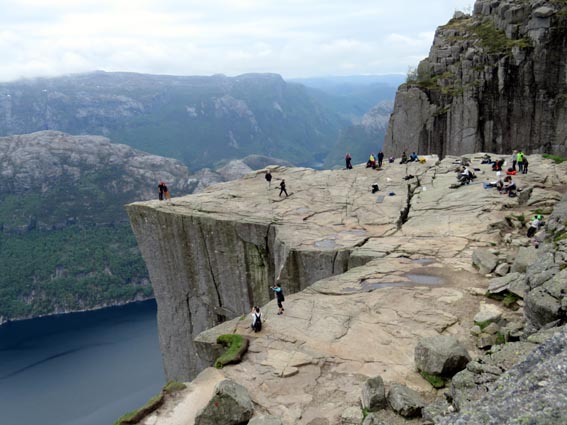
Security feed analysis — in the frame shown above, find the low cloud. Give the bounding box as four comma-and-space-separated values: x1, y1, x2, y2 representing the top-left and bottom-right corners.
0, 0, 475, 82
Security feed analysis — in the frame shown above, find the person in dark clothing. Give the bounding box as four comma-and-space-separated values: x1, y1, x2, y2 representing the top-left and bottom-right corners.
271, 283, 285, 314
377, 151, 384, 168
345, 153, 352, 169
158, 181, 168, 201
265, 170, 273, 188
279, 179, 288, 197
400, 151, 408, 164
522, 156, 529, 174
251, 306, 262, 332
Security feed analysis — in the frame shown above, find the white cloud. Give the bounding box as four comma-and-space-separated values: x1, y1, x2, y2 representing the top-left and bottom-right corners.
0, 0, 476, 82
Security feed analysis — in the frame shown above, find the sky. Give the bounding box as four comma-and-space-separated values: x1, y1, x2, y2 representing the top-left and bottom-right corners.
0, 0, 475, 82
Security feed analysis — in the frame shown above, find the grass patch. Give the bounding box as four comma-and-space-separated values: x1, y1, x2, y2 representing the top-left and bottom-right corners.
542, 154, 567, 164
163, 381, 187, 394
503, 293, 520, 308
362, 407, 369, 419
472, 20, 531, 55
114, 394, 164, 425
475, 319, 494, 331
214, 334, 249, 369
419, 370, 446, 389
495, 332, 506, 345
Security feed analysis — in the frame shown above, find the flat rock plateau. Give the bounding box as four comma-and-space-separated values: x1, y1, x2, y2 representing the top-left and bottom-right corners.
126, 154, 567, 424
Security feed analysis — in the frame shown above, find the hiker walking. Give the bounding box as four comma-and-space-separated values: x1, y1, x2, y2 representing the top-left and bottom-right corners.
377, 151, 384, 168
158, 181, 168, 201
279, 179, 288, 197
251, 306, 262, 332
271, 283, 285, 314
265, 170, 273, 188
345, 152, 352, 169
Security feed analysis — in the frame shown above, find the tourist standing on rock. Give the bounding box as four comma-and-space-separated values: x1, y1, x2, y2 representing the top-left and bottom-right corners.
279, 179, 288, 197
377, 151, 384, 168
158, 181, 168, 201
271, 283, 285, 315
265, 170, 273, 188
345, 152, 352, 169
511, 150, 517, 171
517, 150, 525, 173
251, 306, 262, 332
522, 155, 529, 174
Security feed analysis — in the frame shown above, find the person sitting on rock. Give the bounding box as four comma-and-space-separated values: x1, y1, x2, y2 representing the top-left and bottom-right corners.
409, 152, 418, 162
366, 153, 376, 169
500, 175, 516, 195
457, 166, 472, 185
492, 159, 504, 171
481, 154, 492, 164
400, 151, 408, 164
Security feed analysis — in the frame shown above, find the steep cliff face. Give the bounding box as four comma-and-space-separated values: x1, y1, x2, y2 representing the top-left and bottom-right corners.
126, 167, 382, 380
384, 0, 567, 158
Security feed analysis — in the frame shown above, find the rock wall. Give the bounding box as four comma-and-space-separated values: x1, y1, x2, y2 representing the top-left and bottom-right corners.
384, 0, 567, 158
127, 195, 354, 380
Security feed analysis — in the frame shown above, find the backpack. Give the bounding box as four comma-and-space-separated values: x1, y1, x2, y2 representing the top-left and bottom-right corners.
253, 313, 262, 332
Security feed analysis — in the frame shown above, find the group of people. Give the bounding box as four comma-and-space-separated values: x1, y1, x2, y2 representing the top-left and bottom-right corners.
400, 151, 419, 164
362, 151, 384, 169
264, 170, 288, 197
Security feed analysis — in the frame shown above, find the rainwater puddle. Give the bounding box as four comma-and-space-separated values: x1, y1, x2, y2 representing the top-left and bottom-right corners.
412, 258, 437, 266
406, 274, 444, 285
314, 239, 337, 249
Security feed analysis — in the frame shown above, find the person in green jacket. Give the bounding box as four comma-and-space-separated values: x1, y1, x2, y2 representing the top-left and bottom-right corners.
517, 150, 525, 173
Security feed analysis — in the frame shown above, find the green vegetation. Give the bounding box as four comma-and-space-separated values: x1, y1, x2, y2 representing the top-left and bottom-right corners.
114, 394, 164, 425
495, 332, 506, 345
472, 20, 531, 55
362, 407, 370, 419
0, 224, 150, 320
503, 293, 520, 308
215, 334, 249, 369
475, 318, 494, 331
419, 370, 446, 389
163, 381, 187, 394
542, 154, 567, 164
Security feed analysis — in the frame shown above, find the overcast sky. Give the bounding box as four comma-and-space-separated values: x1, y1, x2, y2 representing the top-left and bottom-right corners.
0, 0, 475, 82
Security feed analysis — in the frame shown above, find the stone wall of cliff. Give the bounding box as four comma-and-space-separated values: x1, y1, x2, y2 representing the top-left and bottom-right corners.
126, 185, 357, 380
384, 0, 567, 158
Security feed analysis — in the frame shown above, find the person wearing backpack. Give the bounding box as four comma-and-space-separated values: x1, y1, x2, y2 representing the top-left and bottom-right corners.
251, 306, 262, 332
271, 283, 285, 315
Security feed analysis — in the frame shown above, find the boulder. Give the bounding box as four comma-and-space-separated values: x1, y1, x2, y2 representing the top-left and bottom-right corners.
488, 272, 522, 293
525, 287, 563, 329
194, 379, 254, 425
361, 376, 387, 411
494, 262, 510, 277
387, 384, 425, 418
472, 249, 498, 274
415, 335, 471, 377
248, 415, 283, 425
508, 275, 529, 299
533, 6, 555, 18
362, 413, 388, 425
473, 302, 503, 324
510, 246, 537, 273
340, 406, 363, 424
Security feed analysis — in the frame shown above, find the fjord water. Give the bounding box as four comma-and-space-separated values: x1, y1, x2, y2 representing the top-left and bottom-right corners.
0, 300, 164, 425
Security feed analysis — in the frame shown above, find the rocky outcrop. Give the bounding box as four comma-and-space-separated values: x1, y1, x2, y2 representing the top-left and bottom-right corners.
194, 379, 254, 425
127, 153, 567, 423
415, 335, 471, 377
438, 326, 567, 424
384, 0, 567, 158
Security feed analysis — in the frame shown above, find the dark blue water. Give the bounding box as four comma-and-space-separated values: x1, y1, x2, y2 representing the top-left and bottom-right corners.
0, 300, 164, 425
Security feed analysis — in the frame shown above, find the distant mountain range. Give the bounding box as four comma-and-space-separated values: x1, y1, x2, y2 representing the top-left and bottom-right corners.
0, 72, 401, 170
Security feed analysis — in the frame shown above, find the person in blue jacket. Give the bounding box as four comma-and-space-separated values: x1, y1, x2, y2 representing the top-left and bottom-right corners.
271, 283, 285, 315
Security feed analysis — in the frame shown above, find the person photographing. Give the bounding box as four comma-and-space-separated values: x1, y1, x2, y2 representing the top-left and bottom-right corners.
271, 283, 285, 315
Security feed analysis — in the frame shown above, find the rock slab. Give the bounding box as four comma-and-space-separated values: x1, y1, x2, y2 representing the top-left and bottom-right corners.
415, 335, 471, 377
194, 379, 254, 425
